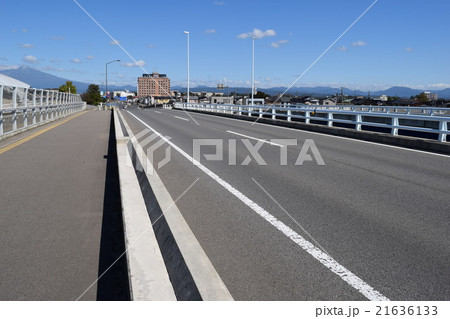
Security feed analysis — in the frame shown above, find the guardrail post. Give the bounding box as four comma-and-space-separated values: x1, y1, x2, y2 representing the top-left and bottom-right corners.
248, 107, 252, 116
0, 85, 3, 135
272, 108, 276, 120
287, 109, 292, 121
259, 107, 263, 118
327, 112, 333, 127
12, 87, 18, 131
391, 117, 399, 136
305, 111, 310, 124
438, 121, 447, 142
238, 106, 242, 115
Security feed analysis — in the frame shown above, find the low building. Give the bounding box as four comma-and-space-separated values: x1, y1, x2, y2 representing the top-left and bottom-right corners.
322, 98, 336, 105
244, 98, 265, 105
210, 96, 234, 104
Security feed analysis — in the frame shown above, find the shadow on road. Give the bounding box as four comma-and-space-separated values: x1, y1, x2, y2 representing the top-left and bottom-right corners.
96, 110, 131, 301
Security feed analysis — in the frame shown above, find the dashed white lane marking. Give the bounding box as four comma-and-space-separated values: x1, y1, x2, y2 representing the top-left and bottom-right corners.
174, 116, 189, 121
127, 110, 390, 301
155, 111, 162, 114
226, 130, 285, 147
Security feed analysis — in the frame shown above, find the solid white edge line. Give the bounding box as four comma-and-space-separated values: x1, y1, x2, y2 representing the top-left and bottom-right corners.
168, 108, 450, 159
226, 130, 285, 147
126, 110, 390, 301
174, 116, 190, 121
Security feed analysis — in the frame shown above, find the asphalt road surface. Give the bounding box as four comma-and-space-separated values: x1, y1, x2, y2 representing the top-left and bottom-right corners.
121, 106, 449, 301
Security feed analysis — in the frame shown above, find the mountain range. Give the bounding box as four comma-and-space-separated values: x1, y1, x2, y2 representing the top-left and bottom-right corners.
1, 66, 450, 99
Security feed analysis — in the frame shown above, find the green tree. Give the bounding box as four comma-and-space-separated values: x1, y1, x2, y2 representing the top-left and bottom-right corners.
254, 91, 268, 99
416, 92, 429, 104
59, 81, 77, 94
81, 84, 102, 106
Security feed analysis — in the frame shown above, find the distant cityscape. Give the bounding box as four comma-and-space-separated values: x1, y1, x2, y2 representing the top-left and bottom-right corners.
1, 66, 450, 108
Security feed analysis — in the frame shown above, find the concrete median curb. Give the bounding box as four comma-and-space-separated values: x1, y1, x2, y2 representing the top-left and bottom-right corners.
114, 109, 233, 301
114, 109, 176, 301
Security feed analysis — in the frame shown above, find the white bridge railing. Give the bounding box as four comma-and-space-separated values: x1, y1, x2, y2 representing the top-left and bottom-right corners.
174, 103, 449, 143
0, 84, 85, 137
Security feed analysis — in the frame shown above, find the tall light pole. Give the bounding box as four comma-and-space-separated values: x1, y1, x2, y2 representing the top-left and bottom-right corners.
183, 31, 190, 104
251, 36, 256, 107
106, 59, 120, 102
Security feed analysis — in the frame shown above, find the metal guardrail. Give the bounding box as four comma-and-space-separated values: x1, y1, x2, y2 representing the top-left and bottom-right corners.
0, 84, 85, 137
174, 103, 449, 142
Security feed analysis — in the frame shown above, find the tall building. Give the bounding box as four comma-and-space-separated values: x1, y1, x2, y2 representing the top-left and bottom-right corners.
137, 73, 170, 97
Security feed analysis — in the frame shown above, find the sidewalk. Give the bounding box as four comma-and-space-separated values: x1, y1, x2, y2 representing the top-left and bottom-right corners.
0, 109, 129, 300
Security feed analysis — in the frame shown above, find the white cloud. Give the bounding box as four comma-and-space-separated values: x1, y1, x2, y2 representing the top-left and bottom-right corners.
20, 43, 35, 48
0, 57, 8, 61
0, 64, 18, 71
122, 60, 146, 67
214, 1, 224, 5
22, 28, 28, 33
50, 36, 64, 40
50, 58, 62, 63
22, 55, 38, 64
110, 39, 120, 45
41, 66, 65, 72
146, 44, 155, 48
270, 40, 288, 48
237, 28, 276, 39
337, 45, 348, 51
86, 55, 95, 60
405, 47, 413, 52
71, 58, 82, 64
352, 40, 367, 47
205, 29, 216, 34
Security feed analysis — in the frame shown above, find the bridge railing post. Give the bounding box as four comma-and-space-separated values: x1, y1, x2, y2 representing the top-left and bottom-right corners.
305, 111, 310, 124
327, 112, 333, 127
356, 114, 362, 131
438, 120, 447, 142
391, 117, 399, 136
287, 109, 292, 122
32, 89, 37, 125
12, 87, 18, 131
23, 88, 28, 129
0, 85, 3, 136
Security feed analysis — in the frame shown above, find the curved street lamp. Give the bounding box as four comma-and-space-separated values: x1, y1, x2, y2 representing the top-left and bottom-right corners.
106, 59, 120, 101
183, 31, 190, 104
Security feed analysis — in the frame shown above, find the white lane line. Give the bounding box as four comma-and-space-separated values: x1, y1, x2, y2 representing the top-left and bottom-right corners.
226, 130, 285, 147
126, 110, 389, 301
155, 111, 162, 114
178, 110, 450, 159
174, 116, 189, 121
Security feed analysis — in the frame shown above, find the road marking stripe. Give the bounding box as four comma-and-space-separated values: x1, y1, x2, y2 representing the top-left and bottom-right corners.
0, 111, 88, 156
174, 116, 189, 121
172, 109, 450, 158
127, 110, 390, 301
226, 130, 284, 147
155, 111, 162, 114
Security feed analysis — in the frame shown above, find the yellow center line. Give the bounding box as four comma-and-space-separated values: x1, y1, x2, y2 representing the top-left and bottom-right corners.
0, 110, 89, 156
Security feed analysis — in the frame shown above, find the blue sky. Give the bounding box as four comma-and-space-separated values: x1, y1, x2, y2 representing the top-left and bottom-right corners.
1, 0, 449, 91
